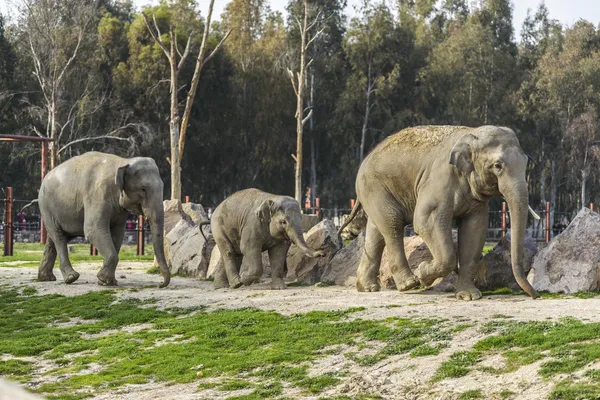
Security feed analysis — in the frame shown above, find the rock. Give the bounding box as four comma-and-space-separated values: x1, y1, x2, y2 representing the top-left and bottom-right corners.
163, 200, 193, 235
286, 219, 342, 284
207, 246, 271, 281
340, 208, 368, 240
479, 232, 538, 290
182, 202, 209, 225
321, 232, 365, 286
529, 208, 600, 294
302, 214, 320, 233
165, 219, 215, 279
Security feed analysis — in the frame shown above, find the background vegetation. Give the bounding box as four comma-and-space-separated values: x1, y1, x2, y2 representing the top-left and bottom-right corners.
1, 0, 600, 216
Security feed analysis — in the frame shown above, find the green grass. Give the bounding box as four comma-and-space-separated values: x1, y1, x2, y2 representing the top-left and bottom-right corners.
0, 286, 451, 399
458, 389, 484, 399
0, 243, 154, 266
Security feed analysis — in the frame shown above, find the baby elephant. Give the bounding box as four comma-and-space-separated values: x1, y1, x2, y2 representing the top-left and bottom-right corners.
209, 188, 324, 289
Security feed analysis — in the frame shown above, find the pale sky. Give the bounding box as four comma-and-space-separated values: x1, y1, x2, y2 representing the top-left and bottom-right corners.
0, 0, 599, 40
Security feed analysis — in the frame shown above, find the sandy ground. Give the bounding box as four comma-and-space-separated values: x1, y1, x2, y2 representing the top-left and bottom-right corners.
2, 261, 599, 400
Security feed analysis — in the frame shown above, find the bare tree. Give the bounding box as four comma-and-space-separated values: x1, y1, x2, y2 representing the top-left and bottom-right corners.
17, 0, 98, 168
143, 0, 231, 200
287, 0, 326, 204
566, 105, 600, 209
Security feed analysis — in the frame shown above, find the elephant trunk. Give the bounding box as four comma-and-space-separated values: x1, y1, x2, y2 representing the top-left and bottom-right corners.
287, 224, 321, 258
143, 201, 171, 288
499, 177, 539, 299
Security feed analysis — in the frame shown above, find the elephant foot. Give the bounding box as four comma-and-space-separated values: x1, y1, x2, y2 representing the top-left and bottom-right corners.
97, 270, 118, 286
64, 271, 80, 284
242, 275, 260, 286
455, 282, 482, 301
270, 278, 287, 290
213, 277, 229, 289
38, 272, 57, 282
395, 275, 420, 292
229, 276, 243, 289
356, 276, 380, 292
415, 261, 443, 287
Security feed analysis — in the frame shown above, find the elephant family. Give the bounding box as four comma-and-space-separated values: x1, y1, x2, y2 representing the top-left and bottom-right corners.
208, 188, 324, 289
37, 152, 170, 288
340, 125, 539, 300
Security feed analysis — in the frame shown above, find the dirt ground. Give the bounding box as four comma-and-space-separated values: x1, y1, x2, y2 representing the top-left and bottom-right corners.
3, 261, 600, 400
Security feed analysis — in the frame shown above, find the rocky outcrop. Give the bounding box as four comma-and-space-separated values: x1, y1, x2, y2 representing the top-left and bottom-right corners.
479, 232, 538, 290
286, 219, 342, 284
529, 208, 600, 294
162, 200, 214, 278
321, 232, 365, 286
302, 214, 321, 233
340, 208, 368, 240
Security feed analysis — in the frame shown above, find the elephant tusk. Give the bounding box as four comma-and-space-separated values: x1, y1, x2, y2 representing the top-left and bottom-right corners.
528, 205, 541, 220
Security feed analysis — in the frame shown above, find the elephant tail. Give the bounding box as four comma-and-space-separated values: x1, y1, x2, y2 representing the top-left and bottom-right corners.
337, 201, 362, 237
20, 199, 38, 213
199, 221, 211, 242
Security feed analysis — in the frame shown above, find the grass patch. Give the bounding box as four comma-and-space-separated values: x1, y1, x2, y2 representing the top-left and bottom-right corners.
458, 389, 484, 399
0, 286, 436, 399
497, 390, 514, 399
433, 351, 479, 380
0, 243, 154, 266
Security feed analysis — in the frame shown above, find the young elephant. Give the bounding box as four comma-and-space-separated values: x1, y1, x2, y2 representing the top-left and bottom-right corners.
37, 152, 170, 288
209, 188, 325, 289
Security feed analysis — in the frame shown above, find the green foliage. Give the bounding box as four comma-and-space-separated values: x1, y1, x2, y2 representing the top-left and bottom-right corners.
458, 390, 484, 400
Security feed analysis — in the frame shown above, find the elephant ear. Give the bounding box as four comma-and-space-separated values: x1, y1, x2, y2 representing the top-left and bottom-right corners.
115, 164, 129, 191
255, 200, 275, 223
449, 134, 477, 175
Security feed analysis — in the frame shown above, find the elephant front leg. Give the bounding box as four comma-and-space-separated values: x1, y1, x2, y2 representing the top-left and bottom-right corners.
88, 222, 119, 286
413, 202, 456, 287
268, 243, 289, 290
455, 205, 488, 301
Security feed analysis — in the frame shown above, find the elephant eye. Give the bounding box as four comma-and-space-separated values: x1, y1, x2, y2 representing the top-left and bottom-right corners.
494, 163, 502, 170
281, 220, 288, 226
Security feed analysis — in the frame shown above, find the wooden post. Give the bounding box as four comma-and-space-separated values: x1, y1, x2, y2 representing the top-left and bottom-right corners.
501, 202, 507, 238
90, 244, 98, 256
545, 201, 551, 243
40, 141, 48, 244
315, 197, 320, 218
350, 199, 355, 209
3, 187, 13, 256
137, 214, 145, 256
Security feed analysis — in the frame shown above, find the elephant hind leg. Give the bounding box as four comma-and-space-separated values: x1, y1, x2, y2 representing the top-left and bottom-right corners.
384, 234, 420, 292
89, 225, 119, 286
38, 237, 57, 282
356, 220, 385, 292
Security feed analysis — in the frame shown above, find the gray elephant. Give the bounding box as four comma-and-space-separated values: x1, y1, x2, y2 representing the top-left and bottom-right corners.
340, 125, 539, 300
37, 152, 170, 287
207, 188, 324, 289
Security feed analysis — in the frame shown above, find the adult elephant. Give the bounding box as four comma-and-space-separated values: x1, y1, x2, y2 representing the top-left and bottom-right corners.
340, 125, 539, 300
37, 152, 170, 288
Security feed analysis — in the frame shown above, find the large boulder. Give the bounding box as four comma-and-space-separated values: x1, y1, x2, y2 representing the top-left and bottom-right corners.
529, 208, 600, 293
302, 214, 321, 233
286, 219, 342, 284
207, 246, 271, 281
340, 208, 368, 240
160, 200, 214, 278
479, 232, 538, 290
321, 232, 365, 286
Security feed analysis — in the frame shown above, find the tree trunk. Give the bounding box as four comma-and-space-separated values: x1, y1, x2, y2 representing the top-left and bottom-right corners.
294, 0, 308, 204
360, 64, 372, 164
309, 73, 317, 205
169, 30, 181, 201
550, 159, 557, 228
49, 91, 57, 169
581, 169, 588, 210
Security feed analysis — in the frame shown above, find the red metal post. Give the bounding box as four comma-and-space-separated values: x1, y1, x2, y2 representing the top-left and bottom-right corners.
590, 203, 594, 212
501, 202, 507, 238
545, 201, 551, 243
315, 197, 320, 218
137, 214, 145, 256
40, 141, 48, 244
3, 187, 13, 256
350, 199, 355, 209
185, 196, 190, 203
90, 244, 98, 256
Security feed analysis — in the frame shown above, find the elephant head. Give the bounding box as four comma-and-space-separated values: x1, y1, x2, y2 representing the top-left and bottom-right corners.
255, 197, 325, 258
450, 126, 539, 299
116, 158, 171, 288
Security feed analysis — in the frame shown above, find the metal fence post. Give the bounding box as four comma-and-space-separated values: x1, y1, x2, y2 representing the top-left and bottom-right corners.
315, 197, 321, 218
137, 214, 145, 256
3, 187, 13, 256
545, 201, 551, 243
90, 244, 98, 256
185, 196, 190, 203
501, 201, 507, 238
350, 199, 355, 209
591, 203, 594, 212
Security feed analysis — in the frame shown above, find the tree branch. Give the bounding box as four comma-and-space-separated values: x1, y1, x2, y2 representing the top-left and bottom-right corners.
143, 13, 170, 59
177, 33, 194, 71
202, 29, 232, 67
302, 109, 313, 126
